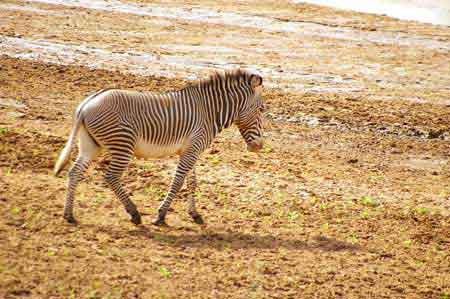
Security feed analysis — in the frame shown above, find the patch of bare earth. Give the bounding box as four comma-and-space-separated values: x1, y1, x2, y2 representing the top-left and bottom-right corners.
1, 55, 449, 299
1, 0, 449, 298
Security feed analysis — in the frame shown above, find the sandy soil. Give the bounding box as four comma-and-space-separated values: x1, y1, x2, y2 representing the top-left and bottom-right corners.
0, 0, 449, 298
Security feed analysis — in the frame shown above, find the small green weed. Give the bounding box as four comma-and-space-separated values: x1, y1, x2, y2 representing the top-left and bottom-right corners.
319, 203, 328, 210
4, 167, 12, 177
47, 249, 56, 257
208, 155, 221, 166
261, 144, 273, 154
415, 260, 425, 268
360, 209, 369, 219
93, 194, 106, 205
349, 234, 359, 245
287, 211, 300, 222
11, 207, 21, 214
159, 267, 172, 278
415, 207, 430, 215
359, 196, 378, 207
144, 186, 166, 199
92, 281, 101, 289
88, 290, 98, 299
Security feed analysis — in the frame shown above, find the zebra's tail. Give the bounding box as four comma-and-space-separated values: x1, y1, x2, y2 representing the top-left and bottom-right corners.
54, 113, 83, 176
54, 89, 109, 176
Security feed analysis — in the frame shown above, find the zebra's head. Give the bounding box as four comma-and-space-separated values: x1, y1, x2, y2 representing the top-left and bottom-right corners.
235, 73, 265, 153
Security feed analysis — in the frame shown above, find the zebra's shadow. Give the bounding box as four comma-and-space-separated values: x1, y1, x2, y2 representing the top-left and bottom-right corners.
124, 225, 361, 252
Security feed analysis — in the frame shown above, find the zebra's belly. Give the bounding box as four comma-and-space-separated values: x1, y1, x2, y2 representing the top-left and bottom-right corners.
134, 140, 188, 159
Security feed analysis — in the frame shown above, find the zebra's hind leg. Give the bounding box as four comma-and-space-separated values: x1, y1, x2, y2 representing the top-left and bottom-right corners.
64, 126, 100, 224
104, 151, 141, 225
186, 168, 204, 225
64, 158, 89, 224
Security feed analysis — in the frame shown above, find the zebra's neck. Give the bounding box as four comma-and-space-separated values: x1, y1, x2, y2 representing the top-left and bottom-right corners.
192, 85, 239, 136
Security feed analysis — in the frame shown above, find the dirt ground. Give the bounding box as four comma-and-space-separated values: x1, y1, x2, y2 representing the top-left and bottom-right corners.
0, 0, 449, 298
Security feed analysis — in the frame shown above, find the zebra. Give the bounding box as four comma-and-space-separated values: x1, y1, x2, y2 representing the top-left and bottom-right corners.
54, 69, 265, 226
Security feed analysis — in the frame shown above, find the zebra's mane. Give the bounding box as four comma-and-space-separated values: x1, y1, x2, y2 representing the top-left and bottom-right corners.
187, 69, 254, 90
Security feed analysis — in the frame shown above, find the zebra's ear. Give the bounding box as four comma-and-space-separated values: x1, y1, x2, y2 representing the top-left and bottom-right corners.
250, 74, 263, 88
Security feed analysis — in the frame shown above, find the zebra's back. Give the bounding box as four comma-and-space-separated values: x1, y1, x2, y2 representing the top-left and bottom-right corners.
81, 89, 201, 158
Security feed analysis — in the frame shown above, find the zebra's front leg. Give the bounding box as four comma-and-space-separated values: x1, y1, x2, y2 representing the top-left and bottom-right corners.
153, 150, 200, 226
186, 168, 204, 225
105, 152, 141, 225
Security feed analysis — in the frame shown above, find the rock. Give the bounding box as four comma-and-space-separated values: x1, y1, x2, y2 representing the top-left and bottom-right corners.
6, 111, 25, 118
0, 98, 26, 109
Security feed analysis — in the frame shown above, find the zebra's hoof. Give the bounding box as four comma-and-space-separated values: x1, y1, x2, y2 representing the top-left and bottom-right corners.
152, 217, 167, 226
64, 215, 77, 224
131, 213, 142, 225
191, 214, 204, 225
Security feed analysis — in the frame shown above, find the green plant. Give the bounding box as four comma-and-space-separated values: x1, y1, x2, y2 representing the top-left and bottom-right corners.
93, 194, 105, 205
47, 249, 56, 257
4, 167, 12, 177
287, 211, 299, 221
242, 210, 255, 218
92, 281, 102, 289
208, 155, 221, 166
415, 260, 425, 267
415, 207, 430, 215
139, 163, 155, 171
144, 186, 166, 199
63, 247, 71, 256
79, 193, 87, 202
0, 127, 8, 135
261, 144, 273, 154
349, 234, 359, 245
88, 290, 98, 299
159, 267, 172, 278
360, 209, 369, 219
359, 196, 378, 207
319, 203, 328, 210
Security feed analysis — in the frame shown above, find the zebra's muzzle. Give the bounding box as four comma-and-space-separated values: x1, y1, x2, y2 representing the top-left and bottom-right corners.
247, 139, 263, 152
